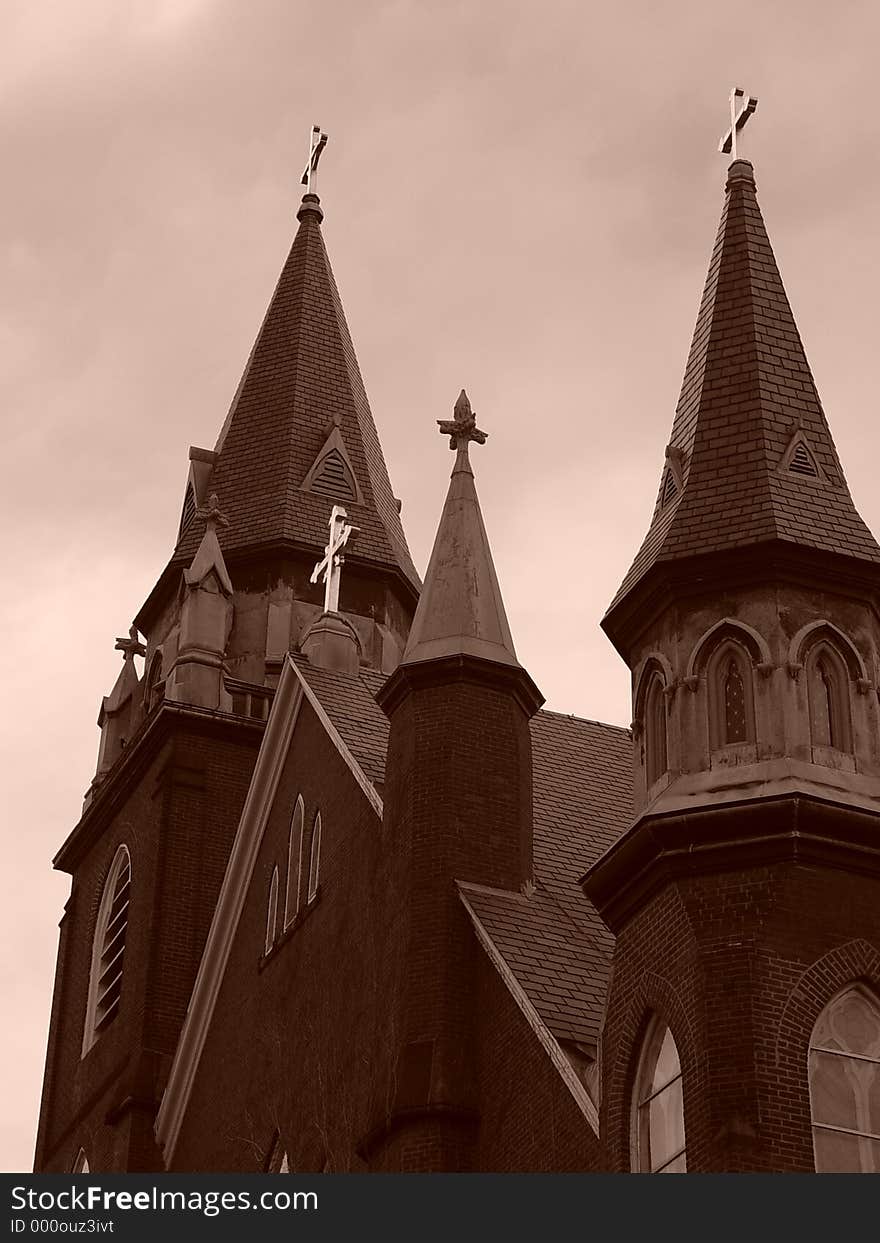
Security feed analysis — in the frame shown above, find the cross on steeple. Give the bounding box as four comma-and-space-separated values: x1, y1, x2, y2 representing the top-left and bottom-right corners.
719, 87, 758, 160
310, 505, 359, 613
301, 125, 329, 196
437, 390, 488, 471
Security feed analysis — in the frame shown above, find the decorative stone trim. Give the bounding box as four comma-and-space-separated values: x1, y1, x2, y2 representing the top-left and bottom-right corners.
662, 681, 677, 701
757, 662, 774, 679
787, 663, 803, 680
857, 678, 872, 696
682, 676, 699, 693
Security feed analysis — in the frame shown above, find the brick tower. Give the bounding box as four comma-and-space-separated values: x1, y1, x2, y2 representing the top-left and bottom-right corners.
373, 394, 544, 1169
585, 160, 880, 1172
34, 184, 419, 1173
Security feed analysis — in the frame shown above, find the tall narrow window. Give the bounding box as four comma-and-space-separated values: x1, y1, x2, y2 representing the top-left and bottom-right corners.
723, 659, 747, 743
809, 986, 880, 1173
146, 651, 164, 712
82, 845, 131, 1055
644, 675, 668, 788
307, 812, 322, 904
806, 644, 851, 753
284, 797, 305, 927
633, 1017, 686, 1173
265, 866, 279, 955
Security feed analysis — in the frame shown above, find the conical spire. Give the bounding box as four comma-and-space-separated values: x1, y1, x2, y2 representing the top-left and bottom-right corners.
401, 391, 519, 668
173, 191, 418, 591
608, 159, 880, 619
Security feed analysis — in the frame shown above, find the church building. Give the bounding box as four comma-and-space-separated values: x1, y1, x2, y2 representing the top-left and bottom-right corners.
34, 134, 880, 1173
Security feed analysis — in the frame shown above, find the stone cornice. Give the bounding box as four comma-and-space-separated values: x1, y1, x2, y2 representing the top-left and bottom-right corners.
582, 792, 880, 934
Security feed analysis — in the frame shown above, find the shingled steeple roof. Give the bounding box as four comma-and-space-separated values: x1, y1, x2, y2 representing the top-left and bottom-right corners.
172, 193, 419, 592
607, 159, 880, 620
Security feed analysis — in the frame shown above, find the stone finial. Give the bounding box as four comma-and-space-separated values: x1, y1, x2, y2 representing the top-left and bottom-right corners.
437, 390, 488, 474
115, 625, 146, 662
196, 493, 229, 531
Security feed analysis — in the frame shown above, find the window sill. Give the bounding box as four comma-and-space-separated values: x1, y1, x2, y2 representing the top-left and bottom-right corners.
810, 745, 856, 774
710, 742, 757, 768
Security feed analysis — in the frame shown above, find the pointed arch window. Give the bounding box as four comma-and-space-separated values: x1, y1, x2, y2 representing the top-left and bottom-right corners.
723, 659, 747, 743
809, 985, 880, 1172
72, 1149, 90, 1174
265, 866, 279, 955
82, 845, 131, 1055
644, 674, 668, 788
805, 643, 852, 753
284, 797, 305, 927
307, 812, 322, 904
145, 650, 164, 713
633, 1017, 686, 1173
706, 639, 756, 751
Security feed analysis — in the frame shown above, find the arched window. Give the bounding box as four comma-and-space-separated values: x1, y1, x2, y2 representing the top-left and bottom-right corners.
632, 1016, 686, 1173
145, 650, 164, 712
706, 640, 755, 750
265, 866, 279, 955
284, 797, 305, 927
809, 985, 880, 1172
644, 674, 668, 788
805, 644, 852, 753
307, 812, 322, 904
82, 845, 131, 1055
72, 1149, 89, 1173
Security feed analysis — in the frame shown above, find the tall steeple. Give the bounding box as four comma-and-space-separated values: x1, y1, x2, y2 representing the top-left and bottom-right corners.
605, 158, 880, 647
136, 175, 419, 681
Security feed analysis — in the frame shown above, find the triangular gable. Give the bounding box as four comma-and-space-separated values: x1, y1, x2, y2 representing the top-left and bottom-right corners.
778, 425, 827, 482
155, 654, 382, 1160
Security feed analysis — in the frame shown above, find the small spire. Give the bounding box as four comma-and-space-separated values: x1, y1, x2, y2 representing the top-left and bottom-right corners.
185, 494, 233, 593
437, 389, 488, 477
403, 392, 517, 669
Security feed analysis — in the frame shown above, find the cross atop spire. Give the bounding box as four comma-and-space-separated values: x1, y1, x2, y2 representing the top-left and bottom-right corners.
719, 87, 758, 161
310, 504, 359, 613
437, 389, 488, 475
301, 125, 329, 196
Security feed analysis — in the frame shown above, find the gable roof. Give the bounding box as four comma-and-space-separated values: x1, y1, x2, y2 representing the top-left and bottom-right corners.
608, 159, 880, 618
171, 194, 419, 592
156, 654, 633, 1160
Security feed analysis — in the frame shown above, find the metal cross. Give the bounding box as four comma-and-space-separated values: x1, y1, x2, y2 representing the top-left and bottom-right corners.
437, 389, 488, 469
719, 87, 758, 160
301, 125, 329, 195
310, 505, 359, 613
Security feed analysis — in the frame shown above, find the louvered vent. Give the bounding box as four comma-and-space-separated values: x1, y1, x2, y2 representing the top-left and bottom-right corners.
94, 851, 131, 1033
661, 469, 678, 506
178, 484, 197, 538
310, 450, 356, 501
788, 442, 818, 477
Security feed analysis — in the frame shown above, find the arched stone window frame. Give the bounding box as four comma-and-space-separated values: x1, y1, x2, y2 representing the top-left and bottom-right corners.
789, 621, 864, 759
82, 844, 132, 1056
687, 619, 769, 756
284, 796, 305, 928
633, 654, 674, 794
808, 983, 880, 1173
630, 1013, 687, 1173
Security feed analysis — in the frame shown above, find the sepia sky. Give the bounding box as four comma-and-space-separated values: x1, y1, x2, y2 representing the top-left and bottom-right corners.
3, 0, 879, 1171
